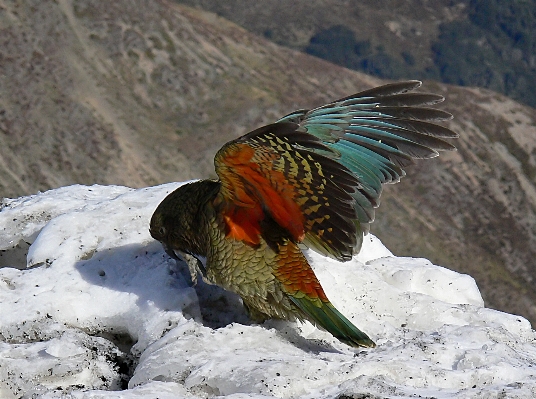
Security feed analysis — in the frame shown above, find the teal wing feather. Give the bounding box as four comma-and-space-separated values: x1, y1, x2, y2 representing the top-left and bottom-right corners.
276, 80, 457, 257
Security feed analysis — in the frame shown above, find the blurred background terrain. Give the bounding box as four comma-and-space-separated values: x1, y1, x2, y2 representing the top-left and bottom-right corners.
1, 0, 535, 326
179, 0, 536, 108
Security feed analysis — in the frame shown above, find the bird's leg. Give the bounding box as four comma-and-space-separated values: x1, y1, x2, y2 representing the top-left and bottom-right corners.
182, 252, 208, 285
242, 300, 270, 323
162, 244, 204, 286
169, 248, 210, 286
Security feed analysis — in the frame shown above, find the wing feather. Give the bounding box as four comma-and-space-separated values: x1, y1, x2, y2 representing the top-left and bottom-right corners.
214, 81, 457, 260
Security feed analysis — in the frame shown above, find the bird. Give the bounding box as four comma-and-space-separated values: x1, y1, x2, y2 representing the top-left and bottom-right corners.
149, 80, 457, 348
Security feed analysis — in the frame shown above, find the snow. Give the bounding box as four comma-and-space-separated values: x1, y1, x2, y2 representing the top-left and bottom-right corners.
0, 182, 535, 398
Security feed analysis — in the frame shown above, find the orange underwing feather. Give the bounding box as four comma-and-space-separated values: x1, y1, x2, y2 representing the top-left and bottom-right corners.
214, 122, 360, 260
223, 207, 263, 245
215, 139, 306, 244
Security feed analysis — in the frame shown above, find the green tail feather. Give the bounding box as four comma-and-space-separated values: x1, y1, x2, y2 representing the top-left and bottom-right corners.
290, 296, 375, 348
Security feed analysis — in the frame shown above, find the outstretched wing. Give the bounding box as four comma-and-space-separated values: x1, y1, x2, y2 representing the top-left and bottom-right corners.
214, 80, 457, 261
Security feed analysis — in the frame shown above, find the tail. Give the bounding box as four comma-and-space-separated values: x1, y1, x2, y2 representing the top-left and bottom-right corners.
290, 295, 376, 348
273, 240, 375, 348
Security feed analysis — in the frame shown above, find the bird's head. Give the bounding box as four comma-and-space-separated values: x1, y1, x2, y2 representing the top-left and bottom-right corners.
149, 180, 220, 258
149, 209, 181, 260
149, 210, 170, 245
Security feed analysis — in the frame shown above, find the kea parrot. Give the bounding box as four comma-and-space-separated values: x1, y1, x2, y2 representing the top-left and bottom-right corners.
150, 80, 457, 348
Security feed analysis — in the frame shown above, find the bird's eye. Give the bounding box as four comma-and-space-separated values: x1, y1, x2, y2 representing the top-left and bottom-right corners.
159, 226, 166, 236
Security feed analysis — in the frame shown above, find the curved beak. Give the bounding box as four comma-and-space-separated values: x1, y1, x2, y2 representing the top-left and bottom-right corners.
163, 243, 182, 261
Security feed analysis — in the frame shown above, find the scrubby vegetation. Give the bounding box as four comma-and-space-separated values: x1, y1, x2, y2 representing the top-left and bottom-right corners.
305, 25, 427, 81
433, 0, 536, 107
305, 0, 536, 107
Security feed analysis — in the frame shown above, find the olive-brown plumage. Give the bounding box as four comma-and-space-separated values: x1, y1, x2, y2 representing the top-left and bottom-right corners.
150, 81, 457, 348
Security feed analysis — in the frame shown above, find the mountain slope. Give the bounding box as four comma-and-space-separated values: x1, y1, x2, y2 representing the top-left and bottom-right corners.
1, 0, 536, 325
176, 0, 536, 108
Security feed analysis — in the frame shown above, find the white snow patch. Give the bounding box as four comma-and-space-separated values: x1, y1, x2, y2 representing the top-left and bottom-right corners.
0, 183, 535, 398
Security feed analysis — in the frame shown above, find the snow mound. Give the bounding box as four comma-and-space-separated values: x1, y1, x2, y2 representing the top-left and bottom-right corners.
0, 184, 535, 398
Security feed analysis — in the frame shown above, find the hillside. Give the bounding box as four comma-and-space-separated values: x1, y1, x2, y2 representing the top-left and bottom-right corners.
1, 0, 536, 326
177, 0, 536, 108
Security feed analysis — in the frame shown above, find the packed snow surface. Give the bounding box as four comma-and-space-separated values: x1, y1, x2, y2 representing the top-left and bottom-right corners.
0, 183, 535, 398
